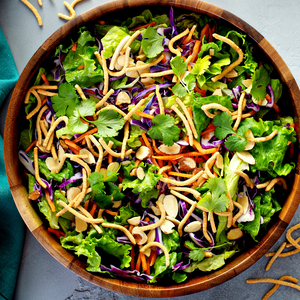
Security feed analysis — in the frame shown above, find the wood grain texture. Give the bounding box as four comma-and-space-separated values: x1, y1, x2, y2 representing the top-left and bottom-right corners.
4, 0, 300, 297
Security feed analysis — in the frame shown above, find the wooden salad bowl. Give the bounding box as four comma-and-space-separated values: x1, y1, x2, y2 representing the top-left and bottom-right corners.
4, 0, 300, 297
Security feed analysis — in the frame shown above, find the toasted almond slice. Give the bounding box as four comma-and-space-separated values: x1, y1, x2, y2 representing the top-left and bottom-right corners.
184, 221, 202, 233
112, 200, 122, 208
136, 167, 145, 180
67, 187, 81, 202
212, 88, 223, 96
136, 145, 151, 160
99, 168, 108, 179
79, 149, 96, 164
159, 143, 181, 155
163, 194, 178, 218
147, 229, 156, 244
237, 151, 255, 165
75, 215, 88, 232
244, 129, 255, 150
58, 145, 65, 161
127, 216, 141, 226
227, 228, 244, 240
132, 227, 148, 245
107, 162, 120, 173
237, 194, 249, 214
242, 79, 252, 88
225, 69, 238, 78
160, 219, 175, 234
45, 156, 60, 171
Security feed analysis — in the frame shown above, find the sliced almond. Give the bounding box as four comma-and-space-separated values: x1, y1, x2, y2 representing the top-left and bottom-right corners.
107, 162, 120, 173
212, 88, 223, 96
178, 157, 196, 171
227, 228, 243, 240
45, 156, 60, 171
136, 60, 151, 75
116, 91, 131, 106
160, 219, 175, 234
215, 153, 224, 176
79, 149, 96, 164
75, 215, 88, 232
184, 221, 202, 233
136, 167, 145, 180
127, 216, 141, 226
253, 97, 268, 106
126, 68, 140, 78
237, 194, 249, 214
117, 54, 134, 67
237, 151, 255, 165
158, 194, 165, 203
242, 79, 252, 88
121, 160, 131, 166
132, 227, 148, 245
112, 200, 122, 208
136, 145, 151, 160
67, 187, 81, 202
141, 77, 155, 87
151, 204, 161, 216
99, 168, 108, 179
58, 145, 65, 161
147, 229, 156, 244
244, 129, 255, 150
163, 194, 178, 218
158, 143, 181, 155
209, 48, 215, 56
225, 69, 238, 78
143, 247, 152, 257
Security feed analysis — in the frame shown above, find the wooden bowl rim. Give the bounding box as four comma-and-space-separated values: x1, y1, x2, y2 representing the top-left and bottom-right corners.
4, 0, 300, 297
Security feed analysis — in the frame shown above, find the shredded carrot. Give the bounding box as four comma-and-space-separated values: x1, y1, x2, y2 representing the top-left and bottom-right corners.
141, 133, 153, 153
130, 247, 135, 271
73, 127, 98, 143
89, 202, 97, 218
41, 73, 49, 85
64, 139, 83, 152
25, 140, 37, 153
136, 252, 142, 271
84, 200, 90, 210
132, 21, 155, 31
144, 216, 150, 222
265, 94, 272, 102
146, 256, 151, 275
108, 153, 113, 164
98, 20, 105, 25
150, 249, 157, 266
191, 40, 201, 63
151, 156, 159, 167
47, 228, 66, 238
141, 252, 147, 271
194, 85, 206, 96
158, 159, 164, 168
80, 117, 89, 125
139, 137, 146, 146
200, 24, 210, 40
273, 103, 280, 113
45, 190, 56, 212
72, 42, 77, 51
152, 139, 163, 154
201, 123, 216, 136
153, 152, 205, 160
169, 171, 193, 178
77, 64, 85, 70
182, 24, 197, 44
170, 159, 178, 165
117, 174, 124, 183
195, 157, 204, 163
104, 209, 118, 216
187, 106, 193, 119
161, 52, 167, 64
134, 110, 154, 119
41, 98, 47, 106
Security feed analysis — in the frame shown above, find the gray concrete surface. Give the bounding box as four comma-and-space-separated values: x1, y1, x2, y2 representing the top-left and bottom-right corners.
1, 0, 300, 299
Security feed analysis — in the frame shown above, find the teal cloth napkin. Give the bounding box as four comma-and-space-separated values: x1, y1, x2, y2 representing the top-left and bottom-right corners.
0, 28, 25, 300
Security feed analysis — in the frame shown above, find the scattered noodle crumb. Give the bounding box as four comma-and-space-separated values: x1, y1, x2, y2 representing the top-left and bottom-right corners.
58, 1, 76, 21
21, 0, 43, 26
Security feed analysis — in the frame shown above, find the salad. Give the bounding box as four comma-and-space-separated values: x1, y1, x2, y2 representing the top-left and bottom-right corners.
18, 7, 296, 284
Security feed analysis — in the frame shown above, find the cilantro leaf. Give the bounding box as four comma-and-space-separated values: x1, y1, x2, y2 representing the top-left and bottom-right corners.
198, 177, 229, 214
170, 56, 187, 78
51, 82, 80, 117
172, 83, 187, 97
90, 110, 125, 138
189, 249, 205, 262
250, 65, 270, 101
213, 112, 247, 152
184, 73, 196, 91
141, 26, 164, 58
148, 114, 180, 146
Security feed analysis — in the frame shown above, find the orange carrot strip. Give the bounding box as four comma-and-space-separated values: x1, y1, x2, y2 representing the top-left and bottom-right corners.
80, 117, 89, 125
135, 111, 154, 119
151, 156, 159, 167
132, 21, 155, 31
200, 24, 210, 40
139, 137, 146, 146
150, 249, 157, 266
141, 252, 147, 271
158, 159, 164, 168
84, 200, 90, 210
187, 107, 193, 119
108, 154, 113, 164
45, 189, 56, 212
129, 224, 135, 233
25, 140, 37, 153
41, 73, 49, 85
41, 98, 47, 106
153, 152, 204, 160
136, 252, 142, 271
98, 20, 105, 25
273, 103, 280, 113
152, 139, 163, 154
72, 42, 77, 51
117, 175, 124, 183
64, 139, 83, 152
73, 128, 98, 143
141, 133, 153, 153
182, 24, 197, 44
161, 52, 167, 64
130, 247, 135, 271
195, 157, 204, 163
89, 202, 97, 218
77, 64, 85, 70
191, 40, 201, 63
47, 228, 66, 238
265, 94, 272, 102
146, 256, 151, 275
169, 171, 193, 178
201, 123, 216, 136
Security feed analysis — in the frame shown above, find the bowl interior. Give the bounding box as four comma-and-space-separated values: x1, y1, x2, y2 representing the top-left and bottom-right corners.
4, 0, 300, 297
